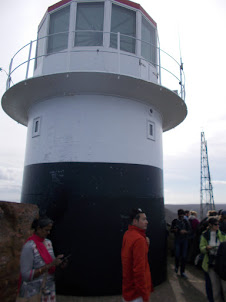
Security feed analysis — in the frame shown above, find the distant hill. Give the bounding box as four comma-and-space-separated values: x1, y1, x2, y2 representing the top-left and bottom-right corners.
164, 207, 177, 224
164, 204, 226, 222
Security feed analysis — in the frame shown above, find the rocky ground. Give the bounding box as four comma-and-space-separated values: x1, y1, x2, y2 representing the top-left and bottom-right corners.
57, 257, 207, 302
150, 257, 206, 302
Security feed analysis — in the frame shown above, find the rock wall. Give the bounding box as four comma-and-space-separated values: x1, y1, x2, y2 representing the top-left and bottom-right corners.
0, 201, 39, 302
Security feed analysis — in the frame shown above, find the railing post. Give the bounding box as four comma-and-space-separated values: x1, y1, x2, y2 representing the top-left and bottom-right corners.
26, 41, 33, 79
180, 57, 183, 99
158, 45, 161, 85
117, 32, 120, 76
6, 58, 13, 89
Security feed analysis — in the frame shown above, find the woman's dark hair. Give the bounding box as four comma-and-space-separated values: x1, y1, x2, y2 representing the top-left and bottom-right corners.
31, 216, 53, 231
221, 210, 226, 216
218, 209, 224, 216
208, 217, 218, 226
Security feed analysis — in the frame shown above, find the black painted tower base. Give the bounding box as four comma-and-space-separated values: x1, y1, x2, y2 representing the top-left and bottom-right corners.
21, 162, 167, 296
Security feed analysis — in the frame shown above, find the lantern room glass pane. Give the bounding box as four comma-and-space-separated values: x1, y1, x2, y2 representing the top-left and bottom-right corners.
75, 2, 104, 46
141, 17, 156, 65
110, 4, 136, 53
48, 6, 70, 54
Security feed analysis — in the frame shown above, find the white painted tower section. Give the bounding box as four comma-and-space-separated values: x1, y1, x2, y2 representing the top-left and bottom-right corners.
25, 95, 163, 168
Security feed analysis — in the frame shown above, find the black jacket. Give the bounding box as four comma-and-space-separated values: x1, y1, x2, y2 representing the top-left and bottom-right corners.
170, 218, 191, 239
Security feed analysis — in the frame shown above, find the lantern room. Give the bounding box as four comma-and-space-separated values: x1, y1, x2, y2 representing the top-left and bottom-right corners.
35, 0, 159, 84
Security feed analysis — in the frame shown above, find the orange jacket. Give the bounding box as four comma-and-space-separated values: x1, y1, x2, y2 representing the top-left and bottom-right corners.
121, 225, 153, 301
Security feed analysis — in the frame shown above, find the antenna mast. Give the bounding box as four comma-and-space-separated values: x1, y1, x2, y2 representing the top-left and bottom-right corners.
200, 132, 215, 219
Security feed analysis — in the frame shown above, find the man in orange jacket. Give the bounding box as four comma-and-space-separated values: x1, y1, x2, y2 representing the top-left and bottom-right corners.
121, 208, 153, 302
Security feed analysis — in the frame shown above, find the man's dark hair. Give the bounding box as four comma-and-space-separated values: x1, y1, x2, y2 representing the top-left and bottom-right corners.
178, 209, 185, 216
129, 208, 144, 224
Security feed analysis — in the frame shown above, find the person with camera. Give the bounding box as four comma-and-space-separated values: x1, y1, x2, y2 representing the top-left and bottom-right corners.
200, 217, 226, 302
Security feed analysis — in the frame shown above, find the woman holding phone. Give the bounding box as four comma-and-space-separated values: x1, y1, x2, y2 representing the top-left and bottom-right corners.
17, 216, 64, 302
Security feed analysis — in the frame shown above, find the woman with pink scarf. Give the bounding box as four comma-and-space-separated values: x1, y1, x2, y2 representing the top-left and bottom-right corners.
17, 217, 64, 302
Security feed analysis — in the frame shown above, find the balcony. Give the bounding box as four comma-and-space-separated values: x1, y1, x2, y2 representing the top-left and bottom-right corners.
5, 30, 185, 102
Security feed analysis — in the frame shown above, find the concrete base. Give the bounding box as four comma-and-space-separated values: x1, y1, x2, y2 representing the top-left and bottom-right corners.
56, 256, 207, 302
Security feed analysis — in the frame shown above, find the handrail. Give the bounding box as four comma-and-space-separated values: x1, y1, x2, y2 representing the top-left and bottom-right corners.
5, 30, 185, 101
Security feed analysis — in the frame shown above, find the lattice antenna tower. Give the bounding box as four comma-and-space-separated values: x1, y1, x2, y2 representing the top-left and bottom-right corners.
200, 132, 215, 219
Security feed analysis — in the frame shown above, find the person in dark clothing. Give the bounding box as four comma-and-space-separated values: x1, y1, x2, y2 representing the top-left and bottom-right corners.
219, 210, 226, 234
184, 210, 190, 220
187, 211, 200, 264
171, 209, 191, 278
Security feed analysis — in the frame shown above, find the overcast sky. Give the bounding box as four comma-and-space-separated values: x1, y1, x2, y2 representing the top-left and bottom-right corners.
0, 0, 226, 205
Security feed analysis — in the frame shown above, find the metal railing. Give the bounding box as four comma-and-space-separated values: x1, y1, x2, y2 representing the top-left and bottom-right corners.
6, 30, 185, 101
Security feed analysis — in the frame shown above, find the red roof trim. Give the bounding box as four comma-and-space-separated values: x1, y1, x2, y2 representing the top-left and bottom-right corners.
47, 0, 157, 27
115, 0, 140, 10
48, 0, 72, 12
140, 6, 157, 27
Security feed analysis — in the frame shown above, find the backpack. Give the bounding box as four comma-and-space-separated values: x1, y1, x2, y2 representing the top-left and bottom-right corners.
214, 241, 226, 280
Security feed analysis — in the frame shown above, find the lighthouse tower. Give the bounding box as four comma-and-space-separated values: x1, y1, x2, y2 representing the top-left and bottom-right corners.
2, 0, 187, 296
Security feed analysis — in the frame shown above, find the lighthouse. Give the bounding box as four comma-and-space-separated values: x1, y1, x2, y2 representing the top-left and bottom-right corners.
2, 0, 187, 296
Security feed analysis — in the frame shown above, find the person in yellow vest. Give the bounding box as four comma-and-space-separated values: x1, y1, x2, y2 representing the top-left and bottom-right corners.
200, 217, 226, 302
